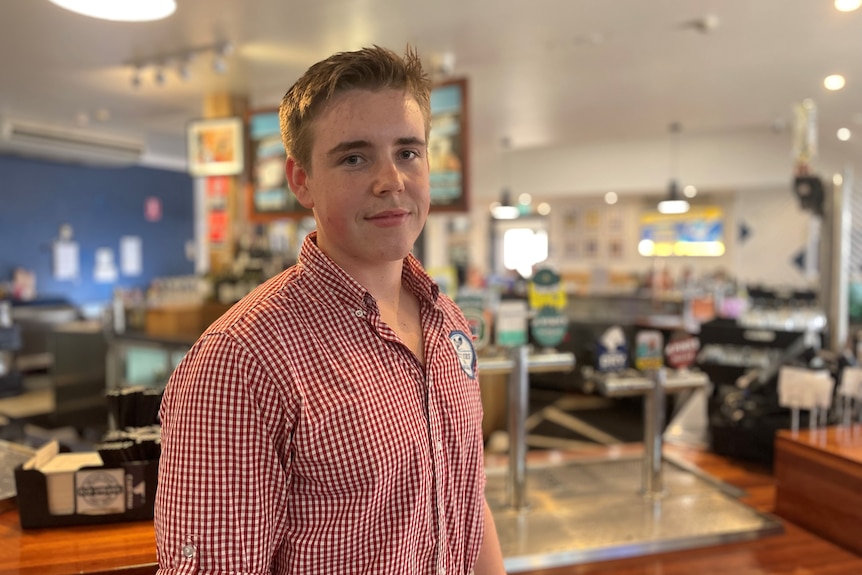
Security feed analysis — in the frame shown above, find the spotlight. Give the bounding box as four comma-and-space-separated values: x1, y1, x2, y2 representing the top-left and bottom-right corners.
217, 41, 234, 56
213, 41, 233, 74
212, 55, 227, 74
177, 59, 191, 81
130, 67, 142, 88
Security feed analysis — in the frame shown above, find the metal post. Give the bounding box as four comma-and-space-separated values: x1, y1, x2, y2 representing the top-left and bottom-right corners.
823, 167, 853, 352
507, 344, 529, 510
642, 368, 666, 498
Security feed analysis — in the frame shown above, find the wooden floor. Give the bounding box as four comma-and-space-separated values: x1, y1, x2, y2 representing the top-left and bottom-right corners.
521, 443, 862, 575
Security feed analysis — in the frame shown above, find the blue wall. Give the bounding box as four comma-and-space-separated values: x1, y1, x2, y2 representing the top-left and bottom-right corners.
0, 154, 195, 310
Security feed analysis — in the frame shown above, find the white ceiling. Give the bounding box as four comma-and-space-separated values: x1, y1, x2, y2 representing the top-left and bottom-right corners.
1, 0, 861, 169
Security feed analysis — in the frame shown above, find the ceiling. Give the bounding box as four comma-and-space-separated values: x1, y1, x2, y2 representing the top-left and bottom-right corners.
1, 0, 861, 169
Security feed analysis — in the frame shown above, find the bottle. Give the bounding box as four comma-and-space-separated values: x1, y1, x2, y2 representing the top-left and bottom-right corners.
112, 291, 126, 334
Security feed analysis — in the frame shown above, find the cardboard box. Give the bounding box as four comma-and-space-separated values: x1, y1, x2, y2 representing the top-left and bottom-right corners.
145, 305, 202, 338
14, 441, 158, 529
145, 302, 231, 338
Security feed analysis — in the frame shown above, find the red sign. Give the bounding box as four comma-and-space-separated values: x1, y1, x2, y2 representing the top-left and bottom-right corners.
208, 211, 227, 243
144, 196, 162, 222
665, 335, 701, 369
206, 176, 230, 210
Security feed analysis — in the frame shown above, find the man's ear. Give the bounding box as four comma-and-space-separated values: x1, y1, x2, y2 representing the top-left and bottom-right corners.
286, 157, 314, 209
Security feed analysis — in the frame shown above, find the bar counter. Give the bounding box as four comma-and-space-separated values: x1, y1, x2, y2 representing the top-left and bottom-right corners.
774, 424, 862, 556
0, 509, 157, 575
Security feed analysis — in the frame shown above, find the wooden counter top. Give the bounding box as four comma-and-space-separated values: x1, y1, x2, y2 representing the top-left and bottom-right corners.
775, 424, 862, 463
774, 424, 862, 557
0, 508, 157, 575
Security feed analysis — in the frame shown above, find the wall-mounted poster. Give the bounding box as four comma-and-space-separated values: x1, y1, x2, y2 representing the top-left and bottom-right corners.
246, 109, 311, 221
429, 78, 469, 212
187, 117, 244, 177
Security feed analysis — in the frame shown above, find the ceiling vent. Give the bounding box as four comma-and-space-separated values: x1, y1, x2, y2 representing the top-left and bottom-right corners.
0, 118, 145, 165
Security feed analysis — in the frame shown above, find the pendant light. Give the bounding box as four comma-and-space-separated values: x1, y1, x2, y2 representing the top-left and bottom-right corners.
49, 0, 177, 22
657, 122, 691, 215
491, 188, 519, 220
491, 137, 520, 219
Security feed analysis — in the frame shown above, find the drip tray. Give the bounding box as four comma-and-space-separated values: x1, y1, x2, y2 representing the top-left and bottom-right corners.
485, 454, 783, 573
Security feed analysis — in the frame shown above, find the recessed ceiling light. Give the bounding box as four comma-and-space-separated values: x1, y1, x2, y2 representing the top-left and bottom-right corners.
49, 0, 177, 22
604, 192, 618, 205
837, 128, 852, 141
683, 185, 698, 198
824, 74, 846, 91
835, 0, 862, 12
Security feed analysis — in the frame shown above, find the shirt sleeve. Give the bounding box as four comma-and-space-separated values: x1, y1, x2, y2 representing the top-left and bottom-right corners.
154, 332, 293, 575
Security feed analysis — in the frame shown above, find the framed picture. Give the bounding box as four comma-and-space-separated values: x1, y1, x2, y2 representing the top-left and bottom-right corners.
245, 108, 311, 221
186, 117, 244, 177
429, 78, 469, 212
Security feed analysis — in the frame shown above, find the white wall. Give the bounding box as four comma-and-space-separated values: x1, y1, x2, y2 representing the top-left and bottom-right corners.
434, 126, 856, 288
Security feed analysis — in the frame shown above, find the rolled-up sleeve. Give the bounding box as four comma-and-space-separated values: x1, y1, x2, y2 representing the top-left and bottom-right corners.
155, 332, 293, 575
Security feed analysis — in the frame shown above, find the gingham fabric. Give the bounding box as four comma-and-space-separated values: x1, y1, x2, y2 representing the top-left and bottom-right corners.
155, 232, 486, 575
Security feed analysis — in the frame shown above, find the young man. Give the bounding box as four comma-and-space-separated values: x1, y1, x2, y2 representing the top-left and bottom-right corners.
154, 46, 506, 574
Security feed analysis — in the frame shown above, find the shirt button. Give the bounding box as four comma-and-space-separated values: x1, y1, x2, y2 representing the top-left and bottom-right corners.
438, 567, 446, 575
181, 544, 196, 558
354, 309, 365, 317
436, 440, 443, 451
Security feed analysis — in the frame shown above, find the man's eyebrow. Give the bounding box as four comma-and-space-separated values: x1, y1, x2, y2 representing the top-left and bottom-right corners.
396, 137, 427, 147
326, 140, 370, 159
325, 137, 427, 159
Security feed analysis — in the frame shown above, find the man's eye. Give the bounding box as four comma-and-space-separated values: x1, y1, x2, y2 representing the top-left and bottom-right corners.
400, 150, 418, 160
344, 155, 361, 165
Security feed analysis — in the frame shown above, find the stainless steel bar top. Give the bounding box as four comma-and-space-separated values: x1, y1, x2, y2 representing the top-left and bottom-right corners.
664, 370, 710, 393
478, 351, 576, 375
594, 369, 709, 397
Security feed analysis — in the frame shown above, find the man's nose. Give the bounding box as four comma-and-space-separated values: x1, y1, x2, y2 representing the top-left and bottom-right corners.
372, 158, 405, 196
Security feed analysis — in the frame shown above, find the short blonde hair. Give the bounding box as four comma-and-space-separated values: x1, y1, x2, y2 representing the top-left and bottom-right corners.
279, 45, 432, 172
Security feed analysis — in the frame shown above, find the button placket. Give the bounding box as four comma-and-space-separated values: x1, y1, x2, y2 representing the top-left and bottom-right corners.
426, 385, 448, 575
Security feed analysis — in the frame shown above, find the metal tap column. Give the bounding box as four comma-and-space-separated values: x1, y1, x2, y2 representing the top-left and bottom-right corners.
507, 345, 530, 510
642, 368, 667, 498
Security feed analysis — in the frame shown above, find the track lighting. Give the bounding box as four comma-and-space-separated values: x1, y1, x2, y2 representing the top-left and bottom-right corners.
125, 40, 234, 88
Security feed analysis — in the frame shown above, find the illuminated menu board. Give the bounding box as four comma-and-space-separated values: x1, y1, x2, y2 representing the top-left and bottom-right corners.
638, 207, 725, 257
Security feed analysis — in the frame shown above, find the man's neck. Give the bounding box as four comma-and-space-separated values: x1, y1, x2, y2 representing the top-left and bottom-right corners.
351, 260, 406, 307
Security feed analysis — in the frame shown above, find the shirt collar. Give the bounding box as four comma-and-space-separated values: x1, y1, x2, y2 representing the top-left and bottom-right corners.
297, 231, 440, 310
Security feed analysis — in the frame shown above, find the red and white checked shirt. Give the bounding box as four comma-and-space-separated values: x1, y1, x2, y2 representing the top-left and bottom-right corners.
155, 232, 487, 575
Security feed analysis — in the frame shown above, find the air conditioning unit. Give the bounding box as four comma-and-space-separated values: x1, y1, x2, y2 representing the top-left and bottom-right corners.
0, 118, 145, 165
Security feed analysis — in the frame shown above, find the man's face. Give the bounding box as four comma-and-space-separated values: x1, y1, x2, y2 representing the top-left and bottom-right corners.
287, 88, 430, 274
